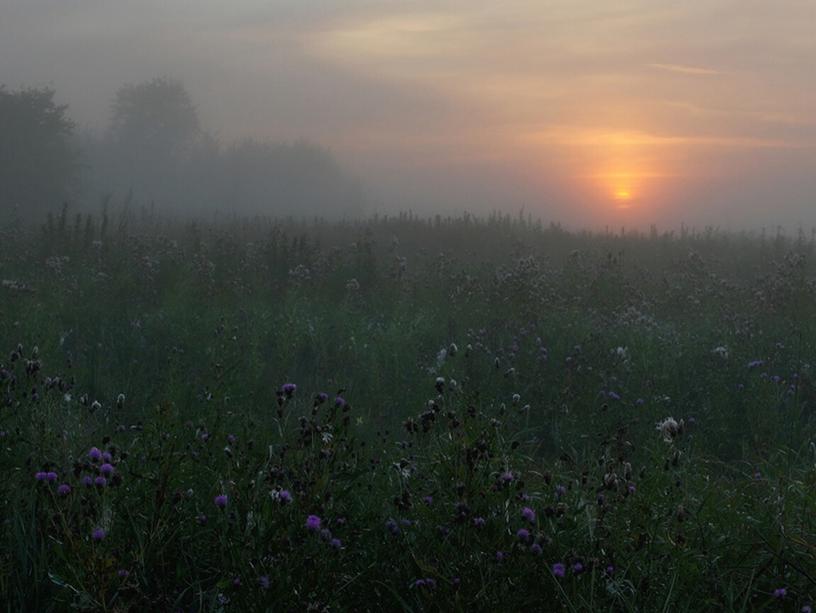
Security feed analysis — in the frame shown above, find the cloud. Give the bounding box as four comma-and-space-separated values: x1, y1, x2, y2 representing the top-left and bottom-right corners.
648, 63, 721, 76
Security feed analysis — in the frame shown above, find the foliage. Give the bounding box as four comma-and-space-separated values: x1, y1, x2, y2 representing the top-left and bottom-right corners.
0, 213, 815, 611
0, 86, 78, 218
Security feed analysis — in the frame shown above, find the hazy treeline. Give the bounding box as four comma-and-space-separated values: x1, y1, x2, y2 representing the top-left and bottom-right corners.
0, 78, 365, 221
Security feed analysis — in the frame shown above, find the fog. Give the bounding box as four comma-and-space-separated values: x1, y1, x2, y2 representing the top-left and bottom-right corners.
2, 1, 815, 229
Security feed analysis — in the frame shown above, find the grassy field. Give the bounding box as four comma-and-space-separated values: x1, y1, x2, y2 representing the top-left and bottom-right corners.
1, 210, 815, 611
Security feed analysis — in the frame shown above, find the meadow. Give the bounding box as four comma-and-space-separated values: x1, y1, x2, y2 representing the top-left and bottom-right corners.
1, 209, 815, 611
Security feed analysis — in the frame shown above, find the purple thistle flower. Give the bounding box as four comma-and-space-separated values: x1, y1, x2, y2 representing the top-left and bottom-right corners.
81, 475, 93, 487
35, 471, 47, 482
279, 489, 292, 504
516, 528, 531, 542
500, 470, 514, 484
57, 483, 71, 496
316, 392, 329, 404
102, 451, 113, 463
385, 518, 400, 535
773, 587, 787, 599
552, 562, 566, 578
100, 463, 115, 477
46, 471, 58, 482
495, 551, 506, 562
334, 396, 347, 409
329, 537, 342, 549
305, 515, 322, 531
281, 383, 297, 397
94, 476, 107, 487
521, 506, 536, 523
572, 562, 585, 575
530, 543, 543, 555
88, 447, 102, 462
91, 527, 106, 541
214, 494, 228, 509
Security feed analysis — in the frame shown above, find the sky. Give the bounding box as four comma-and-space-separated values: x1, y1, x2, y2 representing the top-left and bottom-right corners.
2, 0, 815, 229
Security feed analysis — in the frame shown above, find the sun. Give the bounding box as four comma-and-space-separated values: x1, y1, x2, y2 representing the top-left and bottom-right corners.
614, 189, 632, 201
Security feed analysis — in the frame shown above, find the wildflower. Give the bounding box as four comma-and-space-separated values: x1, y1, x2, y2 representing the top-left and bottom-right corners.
500, 470, 515, 484
117, 569, 130, 578
495, 551, 505, 562
100, 463, 115, 477
773, 588, 787, 599
334, 396, 347, 409
88, 447, 102, 462
91, 527, 106, 541
94, 476, 107, 487
278, 489, 293, 504
35, 471, 47, 482
422, 495, 434, 506
281, 383, 297, 397
656, 417, 683, 443
214, 494, 228, 509
572, 562, 584, 575
316, 392, 329, 404
57, 484, 71, 496
81, 475, 93, 487
305, 515, 322, 531
385, 518, 400, 536
102, 451, 113, 462
552, 562, 566, 578
46, 471, 58, 482
516, 528, 531, 543
329, 538, 342, 549
521, 507, 536, 523
530, 543, 543, 555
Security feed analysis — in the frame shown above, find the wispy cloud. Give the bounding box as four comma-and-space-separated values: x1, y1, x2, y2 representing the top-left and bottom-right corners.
649, 63, 720, 76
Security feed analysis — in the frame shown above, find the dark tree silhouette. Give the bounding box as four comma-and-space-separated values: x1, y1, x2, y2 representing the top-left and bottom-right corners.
109, 77, 201, 158
0, 86, 78, 217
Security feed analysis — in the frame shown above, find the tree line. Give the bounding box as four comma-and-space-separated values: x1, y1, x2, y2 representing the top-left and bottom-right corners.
0, 78, 364, 221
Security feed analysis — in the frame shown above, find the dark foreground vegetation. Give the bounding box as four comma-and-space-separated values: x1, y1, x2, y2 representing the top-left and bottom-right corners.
1, 211, 815, 611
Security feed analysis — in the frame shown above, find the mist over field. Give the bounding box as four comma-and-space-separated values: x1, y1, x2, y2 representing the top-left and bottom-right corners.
2, 3, 816, 611
2, 1, 815, 229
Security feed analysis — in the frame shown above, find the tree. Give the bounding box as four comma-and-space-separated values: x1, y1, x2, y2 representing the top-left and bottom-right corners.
101, 77, 202, 205
0, 86, 78, 217
109, 77, 200, 158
